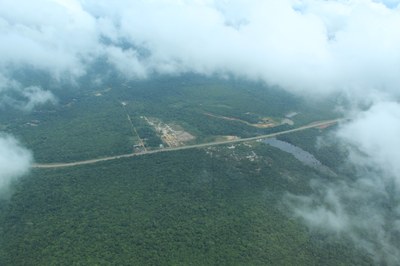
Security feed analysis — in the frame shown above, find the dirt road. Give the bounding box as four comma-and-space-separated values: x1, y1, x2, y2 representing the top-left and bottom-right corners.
32, 119, 341, 169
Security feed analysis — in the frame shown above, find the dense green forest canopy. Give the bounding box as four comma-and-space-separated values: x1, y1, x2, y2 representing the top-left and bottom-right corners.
0, 74, 339, 164
0, 73, 379, 265
0, 141, 372, 265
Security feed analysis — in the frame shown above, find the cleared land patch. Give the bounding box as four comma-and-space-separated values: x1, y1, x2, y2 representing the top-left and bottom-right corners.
204, 113, 280, 128
143, 116, 195, 147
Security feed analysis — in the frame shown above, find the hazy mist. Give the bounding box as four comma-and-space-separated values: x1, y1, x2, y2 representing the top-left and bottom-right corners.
0, 134, 32, 197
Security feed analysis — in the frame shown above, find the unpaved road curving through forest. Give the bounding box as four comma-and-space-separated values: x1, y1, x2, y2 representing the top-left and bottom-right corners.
33, 119, 341, 169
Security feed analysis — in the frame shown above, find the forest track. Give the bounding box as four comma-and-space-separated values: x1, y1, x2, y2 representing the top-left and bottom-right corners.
32, 119, 341, 169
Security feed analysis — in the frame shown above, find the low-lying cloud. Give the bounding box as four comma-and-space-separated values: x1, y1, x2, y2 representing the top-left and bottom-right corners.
339, 101, 400, 185
1, 0, 400, 262
0, 74, 56, 111
0, 134, 32, 198
1, 0, 400, 97
286, 102, 400, 264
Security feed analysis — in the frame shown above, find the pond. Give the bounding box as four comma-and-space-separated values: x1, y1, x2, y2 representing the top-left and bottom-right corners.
263, 138, 322, 169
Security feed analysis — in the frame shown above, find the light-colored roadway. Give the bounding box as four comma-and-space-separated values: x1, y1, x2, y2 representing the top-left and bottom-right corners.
32, 119, 341, 169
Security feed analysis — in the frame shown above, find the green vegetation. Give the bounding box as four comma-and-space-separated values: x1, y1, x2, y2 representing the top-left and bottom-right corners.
0, 146, 372, 265
0, 93, 134, 163
0, 74, 366, 265
276, 127, 355, 174
0, 74, 339, 163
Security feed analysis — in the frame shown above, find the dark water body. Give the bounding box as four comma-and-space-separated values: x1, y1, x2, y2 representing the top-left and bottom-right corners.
263, 138, 323, 169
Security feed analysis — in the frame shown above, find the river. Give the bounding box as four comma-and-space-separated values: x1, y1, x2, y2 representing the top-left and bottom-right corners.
263, 138, 325, 170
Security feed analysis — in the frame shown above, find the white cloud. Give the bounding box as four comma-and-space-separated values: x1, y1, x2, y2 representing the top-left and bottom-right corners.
105, 46, 148, 79
0, 134, 32, 197
1, 0, 400, 96
288, 184, 350, 231
287, 103, 400, 265
338, 102, 400, 187
374, 0, 400, 8
21, 86, 57, 111
1, 1, 400, 262
0, 73, 19, 93
287, 172, 400, 265
0, 0, 98, 79
0, 74, 56, 111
